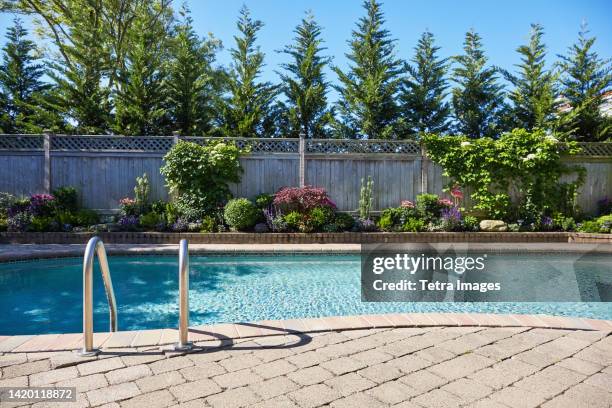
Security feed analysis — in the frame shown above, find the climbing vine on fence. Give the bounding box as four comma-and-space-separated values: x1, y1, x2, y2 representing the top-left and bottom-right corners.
422, 129, 585, 220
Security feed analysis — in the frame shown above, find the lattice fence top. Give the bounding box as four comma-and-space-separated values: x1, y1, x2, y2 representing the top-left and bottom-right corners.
0, 134, 44, 150
51, 135, 174, 151
183, 137, 299, 153
307, 139, 421, 154
0, 134, 610, 157
577, 142, 612, 157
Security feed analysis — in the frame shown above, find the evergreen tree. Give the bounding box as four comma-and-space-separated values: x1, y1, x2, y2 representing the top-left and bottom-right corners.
500, 24, 557, 131
557, 23, 612, 141
219, 6, 279, 138
0, 18, 58, 133
45, 4, 113, 134
278, 11, 332, 138
113, 3, 173, 135
399, 30, 450, 135
451, 29, 504, 138
333, 0, 404, 139
166, 6, 222, 136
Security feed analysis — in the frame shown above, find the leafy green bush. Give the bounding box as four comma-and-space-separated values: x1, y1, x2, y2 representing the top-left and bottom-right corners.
223, 198, 259, 231
462, 215, 479, 231
161, 141, 245, 219
201, 216, 216, 233
416, 194, 446, 222
402, 218, 425, 232
377, 206, 419, 231
423, 130, 585, 219
578, 220, 601, 233
74, 209, 99, 226
0, 193, 17, 218
333, 213, 355, 231
150, 200, 167, 215
52, 187, 78, 212
165, 203, 180, 225
31, 216, 58, 232
309, 207, 335, 231
254, 193, 274, 209
283, 211, 303, 232
139, 212, 164, 230
0, 217, 7, 231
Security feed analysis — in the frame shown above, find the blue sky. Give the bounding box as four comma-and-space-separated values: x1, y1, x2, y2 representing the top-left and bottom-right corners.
1, 0, 610, 102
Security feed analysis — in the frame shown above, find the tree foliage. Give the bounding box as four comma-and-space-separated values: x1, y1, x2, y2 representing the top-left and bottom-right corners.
218, 6, 279, 138
451, 29, 505, 138
166, 5, 222, 136
500, 24, 558, 132
333, 0, 404, 139
400, 31, 450, 135
278, 11, 332, 138
557, 23, 612, 141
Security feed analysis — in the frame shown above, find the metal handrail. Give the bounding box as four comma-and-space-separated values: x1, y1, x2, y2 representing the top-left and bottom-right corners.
79, 236, 117, 356
174, 239, 193, 350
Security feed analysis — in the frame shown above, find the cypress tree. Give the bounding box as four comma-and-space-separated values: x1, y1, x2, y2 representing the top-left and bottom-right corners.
219, 6, 279, 138
113, 4, 173, 135
451, 29, 504, 138
333, 0, 404, 139
278, 11, 332, 138
400, 30, 450, 135
166, 5, 222, 136
557, 23, 612, 141
501, 24, 557, 131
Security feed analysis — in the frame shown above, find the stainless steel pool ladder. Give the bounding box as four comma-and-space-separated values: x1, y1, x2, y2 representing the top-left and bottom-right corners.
79, 236, 117, 356
78, 237, 192, 356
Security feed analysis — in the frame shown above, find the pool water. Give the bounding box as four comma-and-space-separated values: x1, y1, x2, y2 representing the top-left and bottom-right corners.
0, 254, 610, 335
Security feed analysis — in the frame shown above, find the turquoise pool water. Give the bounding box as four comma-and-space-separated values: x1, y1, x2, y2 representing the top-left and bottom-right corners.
0, 254, 610, 335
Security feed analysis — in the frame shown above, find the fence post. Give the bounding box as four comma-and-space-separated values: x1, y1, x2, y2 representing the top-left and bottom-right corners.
420, 143, 428, 195
43, 130, 52, 194
172, 130, 181, 145
299, 130, 306, 187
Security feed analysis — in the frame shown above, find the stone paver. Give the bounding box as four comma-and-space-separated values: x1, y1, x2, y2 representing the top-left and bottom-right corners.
0, 323, 610, 408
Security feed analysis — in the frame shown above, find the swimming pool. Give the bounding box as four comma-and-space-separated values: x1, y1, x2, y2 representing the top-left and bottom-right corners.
1, 253, 610, 335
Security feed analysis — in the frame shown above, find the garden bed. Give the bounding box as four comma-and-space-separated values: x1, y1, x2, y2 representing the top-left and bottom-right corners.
2, 231, 611, 245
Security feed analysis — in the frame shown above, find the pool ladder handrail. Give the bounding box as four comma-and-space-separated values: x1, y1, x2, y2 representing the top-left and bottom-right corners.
174, 239, 193, 351
79, 236, 118, 356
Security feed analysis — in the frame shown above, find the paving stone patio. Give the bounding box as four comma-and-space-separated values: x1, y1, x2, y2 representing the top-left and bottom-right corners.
1, 323, 611, 408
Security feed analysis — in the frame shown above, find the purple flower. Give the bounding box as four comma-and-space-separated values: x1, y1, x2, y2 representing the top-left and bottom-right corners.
441, 206, 462, 223
541, 216, 553, 229
29, 194, 55, 216
118, 215, 139, 231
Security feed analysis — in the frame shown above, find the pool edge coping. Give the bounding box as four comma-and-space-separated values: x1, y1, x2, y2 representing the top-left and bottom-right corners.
1, 313, 611, 358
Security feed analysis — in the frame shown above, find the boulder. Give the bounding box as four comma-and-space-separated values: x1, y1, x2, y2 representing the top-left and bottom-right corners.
479, 220, 508, 232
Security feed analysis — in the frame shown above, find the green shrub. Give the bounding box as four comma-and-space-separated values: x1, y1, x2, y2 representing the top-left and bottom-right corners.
150, 200, 167, 215
0, 193, 17, 217
74, 209, 99, 226
139, 212, 164, 230
377, 212, 394, 232
134, 173, 150, 214
309, 207, 335, 231
462, 215, 479, 231
52, 187, 78, 212
161, 141, 245, 218
56, 211, 76, 226
31, 216, 58, 232
578, 220, 601, 233
333, 213, 355, 231
0, 217, 6, 231
402, 218, 425, 232
283, 211, 303, 232
254, 193, 274, 209
223, 198, 259, 231
201, 216, 216, 233
165, 203, 180, 225
416, 194, 444, 222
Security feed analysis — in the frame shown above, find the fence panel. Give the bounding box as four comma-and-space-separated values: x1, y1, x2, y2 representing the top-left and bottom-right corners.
0, 135, 610, 214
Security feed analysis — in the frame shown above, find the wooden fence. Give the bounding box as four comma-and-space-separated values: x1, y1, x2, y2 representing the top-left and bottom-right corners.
1, 134, 611, 214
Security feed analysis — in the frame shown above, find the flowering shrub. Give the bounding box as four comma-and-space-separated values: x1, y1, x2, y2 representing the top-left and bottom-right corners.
223, 198, 259, 231
118, 215, 139, 231
400, 200, 414, 208
273, 186, 336, 213
29, 194, 55, 217
440, 206, 462, 231
119, 197, 139, 216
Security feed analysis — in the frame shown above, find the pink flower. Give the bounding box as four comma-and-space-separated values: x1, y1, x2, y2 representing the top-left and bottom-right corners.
450, 185, 463, 200
400, 200, 415, 208
437, 198, 453, 207
119, 197, 136, 206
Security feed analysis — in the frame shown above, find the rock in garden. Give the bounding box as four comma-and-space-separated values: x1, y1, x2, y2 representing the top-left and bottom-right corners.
479, 220, 508, 232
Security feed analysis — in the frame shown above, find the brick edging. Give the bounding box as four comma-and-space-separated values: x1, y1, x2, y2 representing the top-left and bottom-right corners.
1, 231, 610, 244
